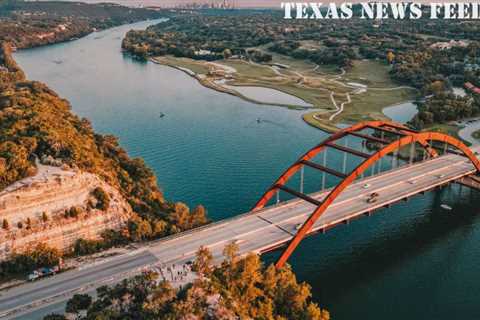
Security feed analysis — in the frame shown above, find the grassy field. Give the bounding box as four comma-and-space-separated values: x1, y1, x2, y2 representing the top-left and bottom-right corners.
342, 60, 400, 88
152, 56, 211, 75
303, 112, 339, 133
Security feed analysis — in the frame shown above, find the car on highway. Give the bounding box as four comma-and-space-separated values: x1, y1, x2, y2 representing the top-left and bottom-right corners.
295, 223, 303, 230
27, 266, 60, 281
408, 180, 416, 184
363, 184, 371, 189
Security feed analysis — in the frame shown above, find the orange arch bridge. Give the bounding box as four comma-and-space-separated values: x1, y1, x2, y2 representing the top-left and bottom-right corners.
252, 121, 480, 268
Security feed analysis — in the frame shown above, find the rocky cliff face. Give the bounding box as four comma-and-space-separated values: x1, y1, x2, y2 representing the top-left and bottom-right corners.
0, 41, 207, 261
0, 162, 132, 260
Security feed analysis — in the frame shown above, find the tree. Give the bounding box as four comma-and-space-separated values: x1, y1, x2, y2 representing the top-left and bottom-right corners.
73, 238, 103, 255
92, 187, 110, 211
42, 212, 48, 222
128, 217, 153, 241
44, 244, 328, 320
66, 294, 92, 314
192, 245, 213, 276
191, 205, 208, 227
2, 219, 9, 230
153, 219, 167, 237
67, 206, 82, 218
223, 241, 239, 266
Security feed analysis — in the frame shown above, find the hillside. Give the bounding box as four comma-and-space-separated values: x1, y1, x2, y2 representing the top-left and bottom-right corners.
0, 0, 164, 49
0, 43, 207, 262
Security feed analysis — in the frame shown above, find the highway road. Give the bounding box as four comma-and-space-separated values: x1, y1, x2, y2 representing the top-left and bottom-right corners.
1, 150, 479, 319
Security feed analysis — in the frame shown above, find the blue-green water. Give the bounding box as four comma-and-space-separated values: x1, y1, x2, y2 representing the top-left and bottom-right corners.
14, 20, 480, 320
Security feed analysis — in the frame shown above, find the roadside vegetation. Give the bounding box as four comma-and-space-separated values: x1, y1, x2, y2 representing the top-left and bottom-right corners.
44, 244, 330, 320
0, 244, 61, 278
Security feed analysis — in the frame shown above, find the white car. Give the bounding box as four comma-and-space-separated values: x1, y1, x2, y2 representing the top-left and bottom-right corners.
363, 184, 371, 189
437, 174, 446, 178
408, 180, 416, 184
295, 223, 303, 230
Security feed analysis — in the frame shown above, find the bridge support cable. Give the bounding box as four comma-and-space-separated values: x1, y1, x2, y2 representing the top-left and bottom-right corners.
250, 121, 480, 269
360, 143, 366, 179
321, 150, 327, 190
342, 137, 348, 174
409, 142, 415, 165
300, 166, 304, 194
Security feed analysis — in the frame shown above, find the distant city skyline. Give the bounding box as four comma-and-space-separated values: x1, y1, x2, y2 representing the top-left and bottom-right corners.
45, 0, 283, 8
39, 0, 462, 9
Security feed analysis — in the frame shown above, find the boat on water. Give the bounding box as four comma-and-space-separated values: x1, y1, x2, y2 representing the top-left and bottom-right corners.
441, 204, 453, 211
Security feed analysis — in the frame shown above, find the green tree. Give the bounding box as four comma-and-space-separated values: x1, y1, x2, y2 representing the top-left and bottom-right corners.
128, 217, 153, 241
92, 187, 110, 211
65, 294, 92, 314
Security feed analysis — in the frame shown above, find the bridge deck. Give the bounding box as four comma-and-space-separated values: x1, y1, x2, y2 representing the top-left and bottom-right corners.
0, 151, 478, 319
147, 152, 476, 264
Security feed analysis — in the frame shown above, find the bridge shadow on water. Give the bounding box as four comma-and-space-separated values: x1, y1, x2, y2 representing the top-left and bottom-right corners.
262, 185, 480, 319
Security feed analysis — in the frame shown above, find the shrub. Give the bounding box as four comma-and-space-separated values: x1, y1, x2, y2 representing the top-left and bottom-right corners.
92, 187, 110, 211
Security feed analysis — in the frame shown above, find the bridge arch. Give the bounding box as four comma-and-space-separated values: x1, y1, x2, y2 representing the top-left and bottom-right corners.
252, 121, 480, 268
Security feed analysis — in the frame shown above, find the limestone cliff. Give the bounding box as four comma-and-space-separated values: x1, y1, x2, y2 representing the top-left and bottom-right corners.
0, 41, 207, 261
0, 161, 133, 259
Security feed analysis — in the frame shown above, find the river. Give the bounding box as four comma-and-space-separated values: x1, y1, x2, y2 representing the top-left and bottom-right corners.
14, 19, 480, 320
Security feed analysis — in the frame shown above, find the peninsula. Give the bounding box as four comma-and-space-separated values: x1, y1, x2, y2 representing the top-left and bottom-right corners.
122, 10, 480, 140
